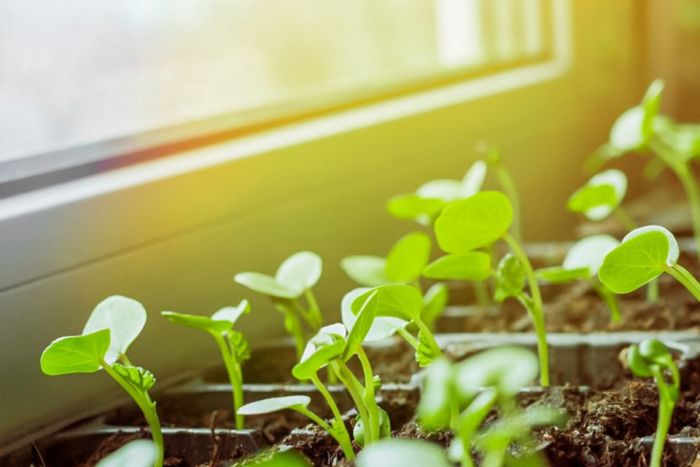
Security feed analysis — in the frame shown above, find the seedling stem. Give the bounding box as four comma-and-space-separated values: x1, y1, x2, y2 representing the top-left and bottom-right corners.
666, 263, 700, 301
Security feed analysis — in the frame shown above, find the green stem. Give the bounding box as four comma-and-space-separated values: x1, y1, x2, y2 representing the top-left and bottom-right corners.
214, 334, 244, 429
472, 281, 491, 308
334, 362, 372, 444
304, 289, 323, 331
667, 264, 700, 302
294, 405, 355, 460
101, 362, 163, 467
647, 278, 660, 303
591, 280, 621, 323
278, 304, 305, 359
357, 348, 381, 443
504, 233, 549, 386
496, 165, 522, 243
308, 374, 355, 459
397, 328, 419, 350
614, 206, 637, 231
649, 367, 675, 467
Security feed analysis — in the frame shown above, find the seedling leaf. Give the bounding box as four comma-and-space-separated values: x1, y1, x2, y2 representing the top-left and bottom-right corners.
386, 194, 447, 222
563, 235, 620, 275
417, 180, 464, 201
422, 252, 491, 281
238, 395, 311, 416
211, 299, 250, 324
421, 283, 449, 326
642, 79, 664, 138
83, 296, 147, 364
536, 266, 590, 284
351, 284, 424, 321
610, 107, 646, 152
416, 330, 440, 367
599, 226, 678, 293
161, 311, 231, 335
568, 170, 627, 220
112, 363, 156, 392
434, 191, 513, 253
342, 288, 406, 342
340, 256, 389, 287
356, 438, 451, 467
454, 347, 538, 395
276, 251, 322, 293
292, 331, 345, 380
344, 292, 379, 359
234, 272, 298, 299
95, 440, 157, 467
40, 329, 110, 375
494, 253, 526, 301
386, 232, 431, 282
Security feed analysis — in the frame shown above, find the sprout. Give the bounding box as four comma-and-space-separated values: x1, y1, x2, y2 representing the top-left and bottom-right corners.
599, 225, 700, 301
568, 169, 635, 229
234, 251, 323, 358
593, 80, 700, 257
161, 300, 251, 429
40, 296, 163, 467
536, 235, 622, 322
417, 348, 563, 467
622, 339, 680, 467
237, 292, 389, 459
350, 284, 442, 367
432, 191, 550, 385
95, 440, 157, 467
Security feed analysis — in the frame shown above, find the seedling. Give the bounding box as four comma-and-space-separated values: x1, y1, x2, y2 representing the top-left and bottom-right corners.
536, 235, 622, 322
568, 169, 636, 230
96, 440, 157, 467
418, 347, 562, 467
387, 160, 487, 225
238, 292, 389, 459
161, 300, 251, 429
593, 80, 700, 256
40, 296, 163, 467
599, 225, 700, 302
234, 251, 323, 358
350, 284, 443, 367
431, 191, 550, 385
622, 339, 680, 467
341, 231, 449, 329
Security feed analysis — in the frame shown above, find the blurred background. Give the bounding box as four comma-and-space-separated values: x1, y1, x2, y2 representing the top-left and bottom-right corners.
1, 0, 699, 449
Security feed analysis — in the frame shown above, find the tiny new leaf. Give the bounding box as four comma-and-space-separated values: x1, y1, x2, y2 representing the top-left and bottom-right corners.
40, 329, 111, 376
434, 191, 513, 253
112, 363, 156, 392
422, 251, 491, 281
83, 295, 147, 364
494, 253, 526, 302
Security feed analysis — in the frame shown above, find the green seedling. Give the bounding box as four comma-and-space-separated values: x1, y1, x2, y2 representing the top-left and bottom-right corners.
599, 225, 700, 301
418, 348, 563, 467
161, 300, 251, 429
356, 438, 452, 467
432, 191, 550, 385
40, 296, 163, 467
238, 292, 390, 459
536, 235, 622, 322
341, 231, 449, 329
96, 440, 157, 467
568, 169, 636, 230
387, 160, 487, 225
622, 339, 680, 467
592, 80, 700, 256
234, 251, 323, 358
351, 284, 442, 367
481, 144, 523, 242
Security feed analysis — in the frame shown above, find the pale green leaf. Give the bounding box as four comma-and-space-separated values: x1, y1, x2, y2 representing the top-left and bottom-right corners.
234, 272, 298, 299
112, 363, 156, 392
386, 194, 447, 222
96, 440, 157, 467
344, 291, 379, 359
83, 296, 147, 364
535, 266, 590, 284
351, 284, 424, 321
461, 160, 487, 197
386, 232, 431, 282
434, 191, 513, 253
161, 311, 230, 335
238, 395, 311, 416
421, 283, 449, 326
642, 79, 664, 138
340, 256, 390, 287
567, 184, 618, 220
422, 252, 491, 281
610, 106, 645, 152
454, 347, 538, 395
276, 251, 322, 293
599, 226, 678, 293
357, 439, 451, 467
211, 299, 250, 324
563, 235, 620, 275
40, 329, 110, 375
292, 327, 346, 380
342, 288, 406, 342
417, 179, 464, 201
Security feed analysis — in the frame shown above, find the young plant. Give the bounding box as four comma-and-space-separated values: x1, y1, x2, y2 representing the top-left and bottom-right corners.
536, 235, 622, 322
161, 300, 251, 429
40, 296, 163, 467
350, 284, 443, 367
237, 292, 389, 459
418, 347, 562, 467
622, 339, 680, 467
341, 231, 449, 329
234, 251, 323, 358
568, 169, 636, 230
599, 225, 700, 302
593, 80, 700, 256
96, 440, 157, 467
430, 190, 550, 385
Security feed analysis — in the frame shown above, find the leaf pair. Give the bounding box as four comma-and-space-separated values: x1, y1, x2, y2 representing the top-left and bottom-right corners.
41, 296, 147, 375
161, 300, 250, 338
568, 170, 627, 221
536, 235, 619, 284
235, 251, 322, 299
341, 232, 431, 286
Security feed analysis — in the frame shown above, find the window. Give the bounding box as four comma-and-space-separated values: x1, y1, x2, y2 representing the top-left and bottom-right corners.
0, 0, 553, 195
